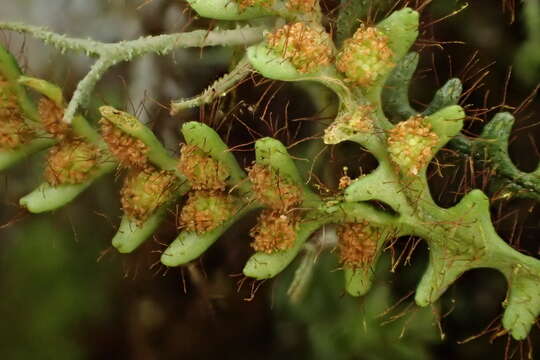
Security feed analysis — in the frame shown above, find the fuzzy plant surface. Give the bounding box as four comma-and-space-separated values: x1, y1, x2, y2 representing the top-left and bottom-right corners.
0, 0, 539, 344
515, 0, 540, 85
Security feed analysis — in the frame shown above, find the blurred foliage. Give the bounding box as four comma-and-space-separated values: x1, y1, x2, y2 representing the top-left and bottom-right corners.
0, 218, 116, 360
515, 0, 540, 85
273, 254, 438, 360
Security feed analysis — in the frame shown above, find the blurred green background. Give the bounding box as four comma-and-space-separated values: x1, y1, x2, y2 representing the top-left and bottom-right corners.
0, 0, 539, 359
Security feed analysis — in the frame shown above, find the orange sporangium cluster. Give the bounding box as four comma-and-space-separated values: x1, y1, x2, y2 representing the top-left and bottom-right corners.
100, 118, 149, 169
250, 210, 297, 253
179, 144, 229, 191
324, 104, 375, 144
387, 115, 439, 176
338, 175, 352, 190
44, 140, 100, 186
348, 105, 375, 133
337, 221, 378, 268
248, 164, 302, 209
0, 75, 32, 149
120, 168, 176, 224
336, 25, 394, 87
286, 0, 316, 12
178, 144, 234, 233
179, 191, 233, 234
248, 164, 303, 253
233, 0, 274, 10
38, 98, 103, 187
266, 22, 332, 74
38, 98, 69, 140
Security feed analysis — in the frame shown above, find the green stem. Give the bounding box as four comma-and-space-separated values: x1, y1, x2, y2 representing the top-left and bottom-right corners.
171, 57, 252, 114
0, 22, 266, 123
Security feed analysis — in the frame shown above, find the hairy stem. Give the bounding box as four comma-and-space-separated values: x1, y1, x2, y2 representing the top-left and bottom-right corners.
0, 22, 266, 123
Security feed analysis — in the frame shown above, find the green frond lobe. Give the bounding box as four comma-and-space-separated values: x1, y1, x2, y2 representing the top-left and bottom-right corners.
112, 208, 168, 253
161, 204, 254, 267
0, 44, 39, 122
243, 220, 324, 279
422, 78, 463, 116
99, 106, 179, 174
473, 112, 540, 201
381, 52, 419, 122
186, 0, 274, 20
181, 121, 246, 187
335, 0, 395, 46
18, 76, 64, 107
19, 160, 114, 213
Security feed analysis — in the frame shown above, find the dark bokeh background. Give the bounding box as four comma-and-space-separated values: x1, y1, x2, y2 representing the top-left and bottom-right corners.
0, 0, 539, 359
